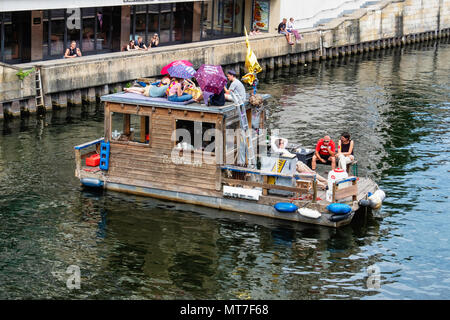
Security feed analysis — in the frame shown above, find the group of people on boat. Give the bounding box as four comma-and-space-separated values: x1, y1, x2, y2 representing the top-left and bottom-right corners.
124, 75, 195, 102
311, 133, 355, 172
124, 69, 247, 106
273, 132, 355, 190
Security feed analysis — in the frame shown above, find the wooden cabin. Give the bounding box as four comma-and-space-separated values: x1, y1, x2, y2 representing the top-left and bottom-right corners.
75, 92, 266, 197
74, 91, 380, 228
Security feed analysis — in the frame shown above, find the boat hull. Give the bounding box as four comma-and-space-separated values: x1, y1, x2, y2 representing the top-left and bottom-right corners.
103, 181, 356, 228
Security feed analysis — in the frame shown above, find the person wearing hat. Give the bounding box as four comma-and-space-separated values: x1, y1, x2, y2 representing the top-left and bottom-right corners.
224, 70, 246, 102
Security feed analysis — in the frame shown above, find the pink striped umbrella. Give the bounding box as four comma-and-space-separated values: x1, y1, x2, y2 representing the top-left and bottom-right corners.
160, 60, 193, 75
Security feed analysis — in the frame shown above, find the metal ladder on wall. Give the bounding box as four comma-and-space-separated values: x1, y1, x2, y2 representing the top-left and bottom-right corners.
35, 68, 44, 111
231, 91, 256, 168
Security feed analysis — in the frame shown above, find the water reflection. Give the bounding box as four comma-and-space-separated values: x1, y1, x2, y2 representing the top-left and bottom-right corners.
0, 39, 449, 299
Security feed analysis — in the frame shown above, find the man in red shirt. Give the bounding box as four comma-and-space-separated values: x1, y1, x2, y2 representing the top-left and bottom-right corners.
311, 135, 336, 170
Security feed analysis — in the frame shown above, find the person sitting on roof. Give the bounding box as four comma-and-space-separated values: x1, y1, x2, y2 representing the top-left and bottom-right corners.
224, 70, 246, 102
167, 78, 193, 102
208, 88, 226, 106
272, 137, 327, 189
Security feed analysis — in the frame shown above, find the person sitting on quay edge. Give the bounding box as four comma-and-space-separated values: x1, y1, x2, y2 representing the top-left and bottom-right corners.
336, 131, 355, 172
150, 33, 159, 48
311, 135, 336, 171
126, 40, 138, 51
249, 26, 261, 36
286, 17, 302, 43
64, 41, 82, 58
278, 18, 294, 45
136, 36, 147, 50
224, 69, 246, 102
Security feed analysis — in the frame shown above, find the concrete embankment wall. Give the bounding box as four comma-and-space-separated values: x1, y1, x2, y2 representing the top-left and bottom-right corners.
1, 0, 449, 119
0, 63, 37, 117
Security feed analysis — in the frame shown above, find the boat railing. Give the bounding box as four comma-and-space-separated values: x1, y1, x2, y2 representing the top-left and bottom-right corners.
73, 137, 104, 176
332, 176, 358, 203
221, 165, 318, 202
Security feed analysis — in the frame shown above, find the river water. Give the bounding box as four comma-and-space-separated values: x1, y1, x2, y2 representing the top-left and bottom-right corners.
0, 40, 449, 300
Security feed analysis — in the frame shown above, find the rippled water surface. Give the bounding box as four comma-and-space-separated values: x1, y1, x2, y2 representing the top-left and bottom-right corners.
0, 40, 449, 299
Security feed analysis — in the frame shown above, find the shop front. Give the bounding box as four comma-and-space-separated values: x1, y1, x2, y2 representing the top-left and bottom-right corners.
0, 0, 252, 64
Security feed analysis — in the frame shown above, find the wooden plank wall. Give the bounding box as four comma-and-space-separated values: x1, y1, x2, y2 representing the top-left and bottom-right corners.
105, 102, 223, 196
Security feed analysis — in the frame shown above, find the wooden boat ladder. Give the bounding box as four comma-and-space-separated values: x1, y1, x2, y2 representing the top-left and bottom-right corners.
231, 91, 256, 168
35, 68, 44, 110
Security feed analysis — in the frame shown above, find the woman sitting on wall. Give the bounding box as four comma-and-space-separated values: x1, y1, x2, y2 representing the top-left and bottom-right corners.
286, 18, 302, 43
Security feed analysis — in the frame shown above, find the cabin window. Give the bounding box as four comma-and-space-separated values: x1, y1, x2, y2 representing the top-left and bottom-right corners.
174, 119, 216, 152
110, 112, 150, 144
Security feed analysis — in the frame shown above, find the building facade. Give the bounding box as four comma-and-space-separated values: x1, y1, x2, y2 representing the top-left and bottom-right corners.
0, 0, 285, 64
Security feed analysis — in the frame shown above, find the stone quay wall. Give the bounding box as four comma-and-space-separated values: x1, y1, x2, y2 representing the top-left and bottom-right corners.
1, 0, 449, 119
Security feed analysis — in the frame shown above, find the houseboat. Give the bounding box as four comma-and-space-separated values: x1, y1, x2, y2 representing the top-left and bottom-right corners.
74, 91, 384, 228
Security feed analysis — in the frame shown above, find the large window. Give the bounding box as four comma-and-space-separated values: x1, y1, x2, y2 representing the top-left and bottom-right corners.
111, 112, 150, 145
43, 7, 119, 59
200, 0, 245, 41
130, 3, 193, 46
175, 119, 216, 152
1, 11, 31, 63
0, 13, 5, 62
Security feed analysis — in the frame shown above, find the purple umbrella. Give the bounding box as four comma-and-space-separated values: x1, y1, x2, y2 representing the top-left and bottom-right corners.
194, 64, 228, 95
167, 64, 196, 79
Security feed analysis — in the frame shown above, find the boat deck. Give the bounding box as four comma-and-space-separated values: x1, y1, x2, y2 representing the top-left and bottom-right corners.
78, 161, 378, 228
100, 92, 271, 114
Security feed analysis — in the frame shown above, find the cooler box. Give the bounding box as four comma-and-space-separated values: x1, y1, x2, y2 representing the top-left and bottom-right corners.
295, 148, 315, 167
86, 154, 100, 167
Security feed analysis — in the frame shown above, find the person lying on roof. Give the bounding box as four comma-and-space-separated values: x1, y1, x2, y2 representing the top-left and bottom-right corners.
124, 76, 170, 97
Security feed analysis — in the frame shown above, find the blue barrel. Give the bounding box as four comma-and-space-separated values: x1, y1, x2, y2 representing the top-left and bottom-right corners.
99, 141, 110, 171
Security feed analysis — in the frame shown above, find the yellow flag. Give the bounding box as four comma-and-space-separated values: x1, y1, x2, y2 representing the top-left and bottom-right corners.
242, 27, 262, 85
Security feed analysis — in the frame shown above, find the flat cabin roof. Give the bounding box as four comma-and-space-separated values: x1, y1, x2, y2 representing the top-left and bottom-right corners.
101, 92, 271, 115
